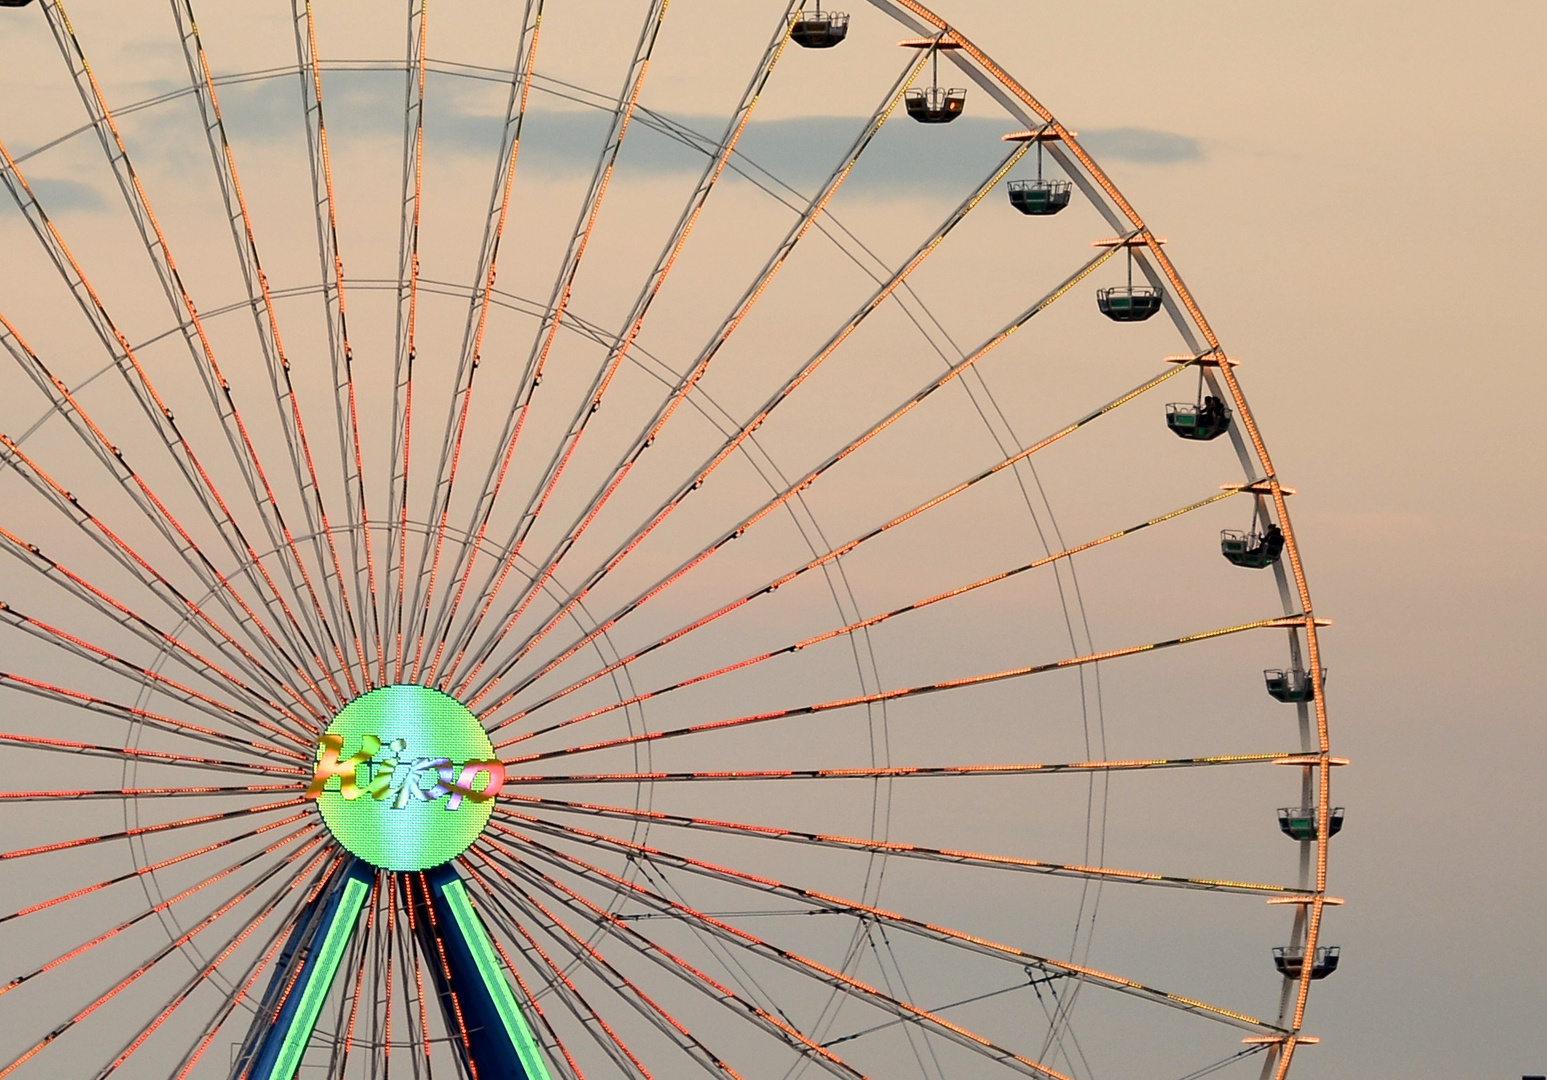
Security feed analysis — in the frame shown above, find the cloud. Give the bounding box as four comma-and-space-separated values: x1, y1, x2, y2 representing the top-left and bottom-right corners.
1078, 127, 1202, 164
26, 176, 108, 213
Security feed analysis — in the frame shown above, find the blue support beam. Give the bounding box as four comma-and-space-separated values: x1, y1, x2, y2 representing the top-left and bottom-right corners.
233, 858, 374, 1080
411, 863, 552, 1080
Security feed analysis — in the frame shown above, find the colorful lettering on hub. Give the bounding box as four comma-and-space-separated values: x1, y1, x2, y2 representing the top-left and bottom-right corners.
309, 685, 501, 870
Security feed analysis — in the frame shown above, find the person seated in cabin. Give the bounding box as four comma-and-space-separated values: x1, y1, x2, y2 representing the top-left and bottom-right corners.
1199, 395, 1223, 428
1261, 522, 1284, 559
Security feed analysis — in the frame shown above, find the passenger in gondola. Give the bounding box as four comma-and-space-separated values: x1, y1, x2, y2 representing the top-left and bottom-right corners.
1261, 522, 1284, 560
1199, 395, 1223, 429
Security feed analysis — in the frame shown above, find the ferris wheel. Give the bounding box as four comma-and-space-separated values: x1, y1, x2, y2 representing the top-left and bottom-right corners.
0, 1, 1341, 1078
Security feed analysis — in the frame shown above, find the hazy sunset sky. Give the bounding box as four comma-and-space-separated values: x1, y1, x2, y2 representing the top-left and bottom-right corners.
0, 2, 1540, 1079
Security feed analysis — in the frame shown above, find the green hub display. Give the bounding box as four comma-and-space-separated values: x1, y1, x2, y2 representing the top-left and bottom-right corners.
306, 685, 504, 871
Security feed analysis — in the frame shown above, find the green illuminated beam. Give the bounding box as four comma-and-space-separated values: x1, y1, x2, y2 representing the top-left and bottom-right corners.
258, 876, 370, 1080
442, 877, 553, 1080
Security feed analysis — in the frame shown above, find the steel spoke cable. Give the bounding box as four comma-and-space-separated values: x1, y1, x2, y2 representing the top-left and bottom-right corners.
496, 614, 1311, 769
872, 15, 1334, 1065
467, 853, 752, 1080
166, 881, 316, 1080
492, 474, 1224, 742
473, 841, 829, 1076
0, 843, 336, 1080
498, 802, 1310, 904
0, 668, 309, 765
448, 871, 591, 1079
0, 810, 313, 928
499, 822, 1299, 1029
399, 0, 546, 684
0, 520, 323, 731
460, 858, 650, 1079
497, 790, 1314, 904
447, 115, 1020, 701
382, 0, 440, 685
0, 730, 306, 779
484, 832, 1061, 1080
504, 751, 1295, 788
460, 240, 1122, 713
0, 315, 334, 724
0, 823, 320, 1000
174, 0, 387, 693
0, 598, 311, 751
0, 430, 328, 731
0, 156, 344, 716
172, 0, 354, 665
0, 783, 302, 803
446, 46, 932, 702
396, 874, 437, 1068
0, 795, 308, 865
411, 871, 482, 1077
0, 147, 336, 709
293, 0, 378, 696
44, 1, 367, 702
424, 1, 801, 687
404, 0, 672, 686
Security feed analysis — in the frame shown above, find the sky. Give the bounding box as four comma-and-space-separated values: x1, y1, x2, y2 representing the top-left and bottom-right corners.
0, 2, 1541, 1079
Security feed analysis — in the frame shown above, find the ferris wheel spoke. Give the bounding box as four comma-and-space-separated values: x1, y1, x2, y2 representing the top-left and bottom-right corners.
387, 0, 547, 686
499, 615, 1316, 768
451, 880, 589, 1080
507, 798, 1305, 897
85, 836, 334, 1078
461, 860, 649, 1079
170, 0, 373, 698
472, 841, 825, 1080
166, 878, 316, 1080
0, 810, 313, 928
460, 240, 1123, 713
0, 731, 307, 780
404, 872, 481, 1068
379, 0, 441, 687
0, 783, 302, 804
0, 670, 308, 765
470, 873, 748, 1080
500, 804, 1309, 905
387, 873, 436, 1067
500, 821, 1304, 1030
292, 0, 379, 697
0, 157, 349, 718
0, 523, 325, 730
0, 795, 309, 865
485, 831, 1066, 1080
404, 0, 673, 689
506, 752, 1294, 786
0, 598, 313, 751
0, 840, 336, 1079
425, 2, 806, 692
492, 480, 1232, 741
446, 44, 934, 703
0, 321, 338, 719
41, 0, 371, 704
